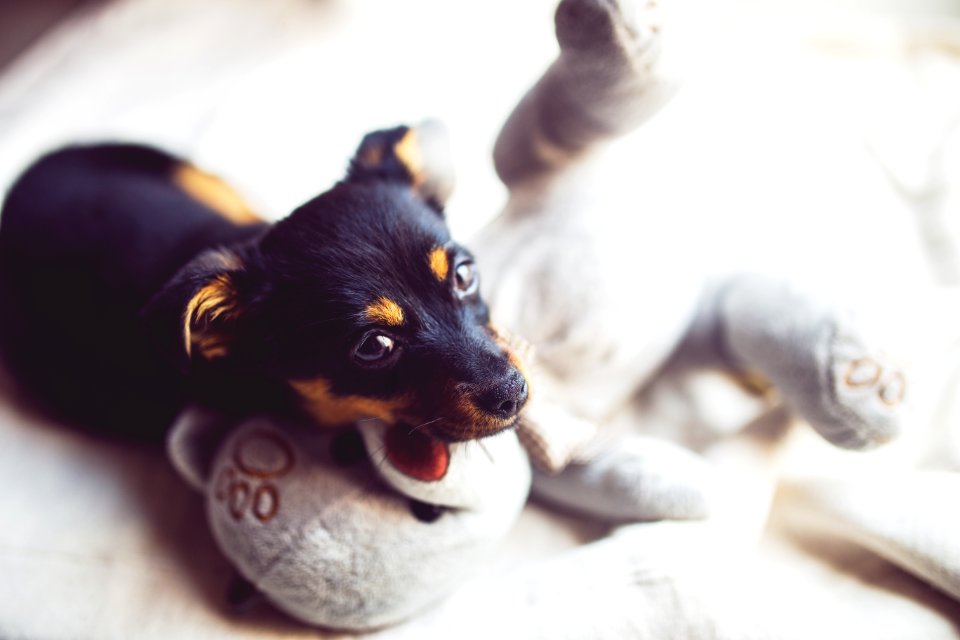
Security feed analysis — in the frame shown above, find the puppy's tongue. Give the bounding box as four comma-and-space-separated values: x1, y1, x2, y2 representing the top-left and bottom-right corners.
383, 425, 450, 482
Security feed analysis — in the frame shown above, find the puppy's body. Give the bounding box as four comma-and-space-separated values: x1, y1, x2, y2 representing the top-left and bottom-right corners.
0, 128, 528, 441
0, 144, 267, 435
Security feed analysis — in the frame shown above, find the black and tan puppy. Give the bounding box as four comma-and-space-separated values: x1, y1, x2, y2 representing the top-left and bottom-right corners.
0, 125, 528, 442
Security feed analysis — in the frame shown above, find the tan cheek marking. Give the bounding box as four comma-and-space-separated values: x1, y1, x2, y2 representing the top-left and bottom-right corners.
364, 297, 405, 326
429, 247, 449, 281
183, 275, 238, 358
173, 164, 263, 226
290, 378, 410, 426
394, 129, 425, 188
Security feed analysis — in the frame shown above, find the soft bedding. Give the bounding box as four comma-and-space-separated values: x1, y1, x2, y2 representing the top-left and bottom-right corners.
1, 0, 959, 638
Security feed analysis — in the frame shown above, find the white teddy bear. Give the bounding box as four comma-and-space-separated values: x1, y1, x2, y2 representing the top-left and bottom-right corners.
167, 0, 909, 630
474, 0, 907, 509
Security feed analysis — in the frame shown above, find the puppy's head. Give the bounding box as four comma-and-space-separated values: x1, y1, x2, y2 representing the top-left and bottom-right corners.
150, 125, 528, 441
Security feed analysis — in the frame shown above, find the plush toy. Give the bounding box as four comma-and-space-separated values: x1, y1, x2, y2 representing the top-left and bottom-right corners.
167, 406, 531, 630
474, 0, 909, 492
167, 401, 716, 631
166, 0, 910, 631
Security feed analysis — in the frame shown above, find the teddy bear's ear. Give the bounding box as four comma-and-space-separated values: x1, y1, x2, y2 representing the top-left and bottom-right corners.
167, 405, 230, 491
346, 120, 455, 213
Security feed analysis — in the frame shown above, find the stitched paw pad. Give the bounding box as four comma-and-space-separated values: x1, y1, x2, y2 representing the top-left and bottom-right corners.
804, 320, 906, 449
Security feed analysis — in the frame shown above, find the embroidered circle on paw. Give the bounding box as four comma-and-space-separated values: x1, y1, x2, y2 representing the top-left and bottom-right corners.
842, 357, 906, 407
214, 431, 296, 523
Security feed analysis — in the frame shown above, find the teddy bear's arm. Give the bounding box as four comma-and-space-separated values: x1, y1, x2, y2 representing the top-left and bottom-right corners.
529, 432, 717, 521
518, 383, 716, 522
493, 0, 678, 189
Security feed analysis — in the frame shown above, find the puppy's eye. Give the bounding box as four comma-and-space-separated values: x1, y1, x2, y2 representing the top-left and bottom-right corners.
353, 332, 398, 366
454, 261, 479, 297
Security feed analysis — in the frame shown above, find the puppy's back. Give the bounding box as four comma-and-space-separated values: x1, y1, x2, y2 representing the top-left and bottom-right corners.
0, 144, 264, 437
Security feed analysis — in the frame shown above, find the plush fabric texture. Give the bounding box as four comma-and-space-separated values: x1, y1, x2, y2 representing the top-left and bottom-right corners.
780, 471, 960, 601
713, 275, 905, 449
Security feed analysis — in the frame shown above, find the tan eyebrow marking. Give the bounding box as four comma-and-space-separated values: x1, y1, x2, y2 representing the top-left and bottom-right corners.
429, 246, 449, 281
364, 297, 405, 326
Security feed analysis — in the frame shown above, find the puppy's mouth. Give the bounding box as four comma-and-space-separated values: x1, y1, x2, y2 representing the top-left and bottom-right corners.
394, 413, 521, 443
427, 416, 521, 443
417, 365, 529, 442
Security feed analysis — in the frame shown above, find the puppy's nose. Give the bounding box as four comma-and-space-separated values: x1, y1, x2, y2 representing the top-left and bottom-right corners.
475, 370, 529, 420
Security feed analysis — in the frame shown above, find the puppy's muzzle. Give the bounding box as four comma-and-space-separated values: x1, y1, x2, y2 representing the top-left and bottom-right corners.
473, 369, 529, 421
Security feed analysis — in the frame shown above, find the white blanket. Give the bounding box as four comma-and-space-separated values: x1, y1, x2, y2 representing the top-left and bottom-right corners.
1, 0, 959, 638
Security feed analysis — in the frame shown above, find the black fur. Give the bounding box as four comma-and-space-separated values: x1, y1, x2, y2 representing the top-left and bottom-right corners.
0, 128, 528, 442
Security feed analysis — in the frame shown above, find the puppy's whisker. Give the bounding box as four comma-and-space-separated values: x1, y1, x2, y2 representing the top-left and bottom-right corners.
477, 439, 494, 463
368, 441, 391, 469
407, 416, 444, 435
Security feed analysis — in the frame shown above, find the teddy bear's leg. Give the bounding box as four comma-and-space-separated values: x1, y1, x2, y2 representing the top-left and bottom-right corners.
494, 0, 678, 188
679, 274, 906, 449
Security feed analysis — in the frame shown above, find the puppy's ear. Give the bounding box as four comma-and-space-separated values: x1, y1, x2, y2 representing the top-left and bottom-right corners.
347, 121, 455, 212
142, 248, 250, 368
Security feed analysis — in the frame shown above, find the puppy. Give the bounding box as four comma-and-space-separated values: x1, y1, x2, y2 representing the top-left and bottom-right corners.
0, 125, 528, 442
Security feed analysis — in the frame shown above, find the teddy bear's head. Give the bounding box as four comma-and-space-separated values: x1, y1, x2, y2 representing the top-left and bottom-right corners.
168, 410, 530, 630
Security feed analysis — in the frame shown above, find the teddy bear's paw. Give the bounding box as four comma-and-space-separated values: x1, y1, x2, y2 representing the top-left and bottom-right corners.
556, 0, 663, 63
803, 320, 906, 450
531, 436, 716, 521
